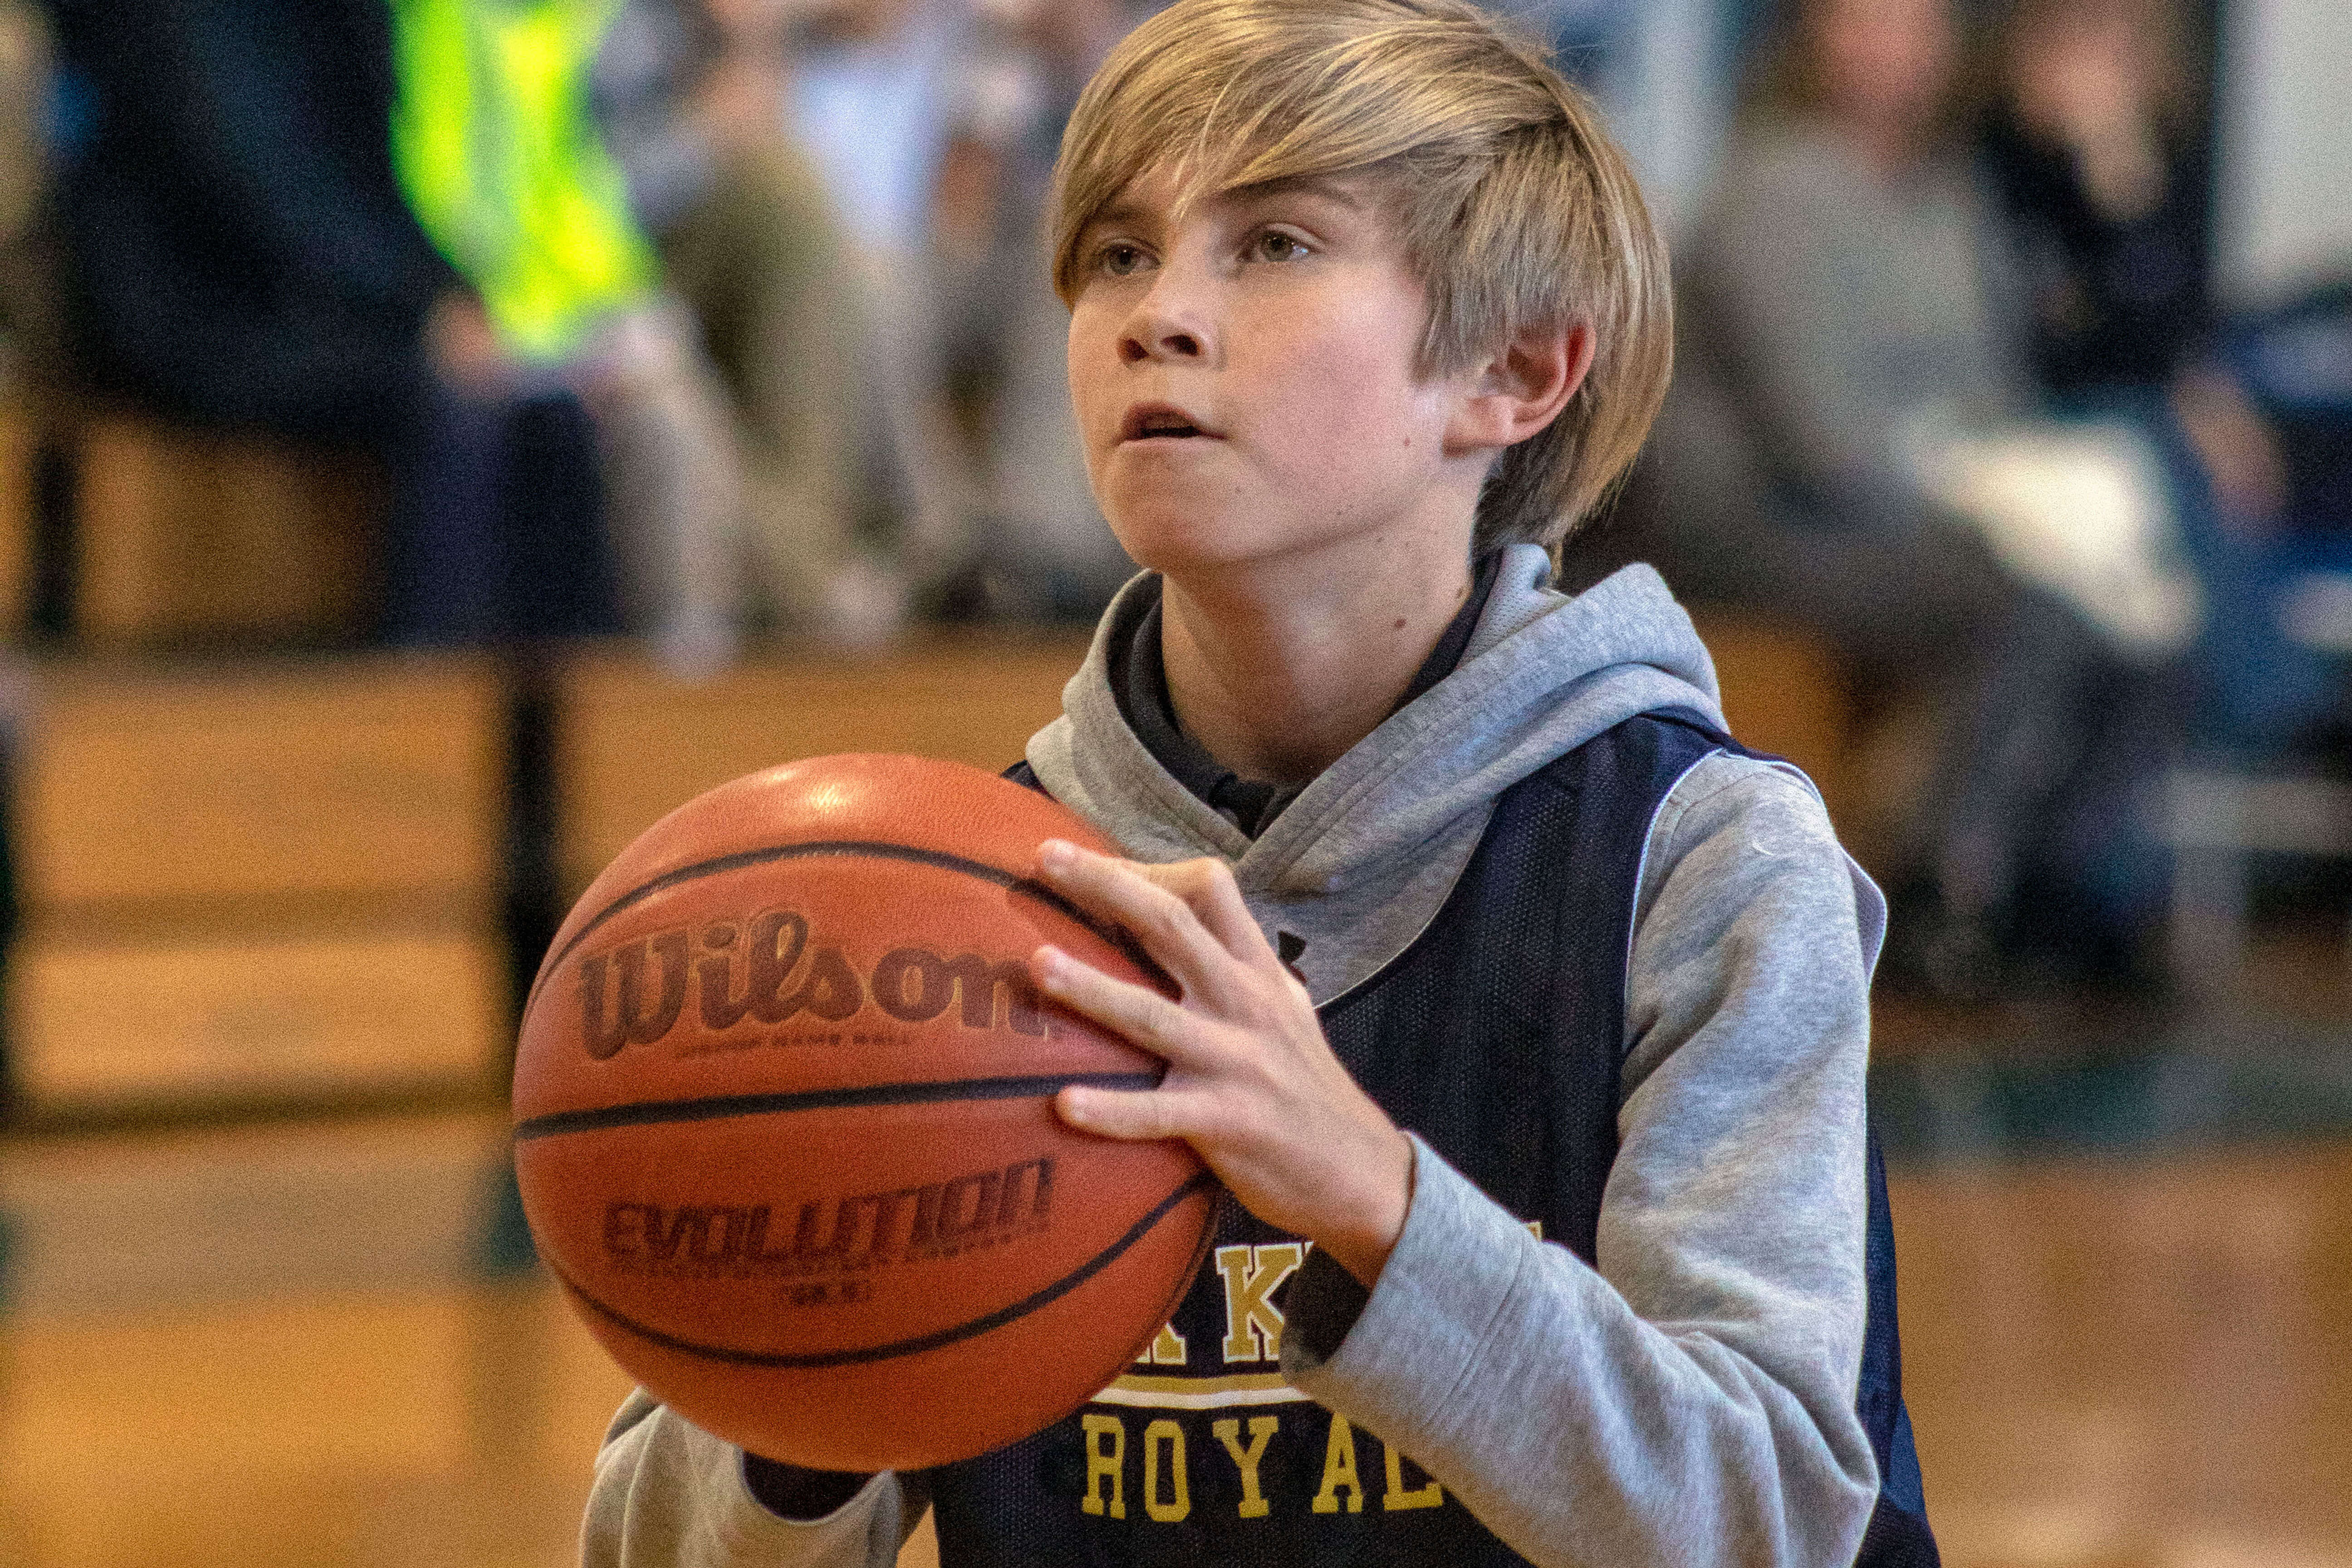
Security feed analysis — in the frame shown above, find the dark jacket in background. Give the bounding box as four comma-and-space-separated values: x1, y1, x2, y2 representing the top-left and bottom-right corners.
47, 0, 451, 440
1977, 105, 2213, 399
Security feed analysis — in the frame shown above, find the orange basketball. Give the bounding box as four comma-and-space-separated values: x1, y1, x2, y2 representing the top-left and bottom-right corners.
512, 754, 1217, 1471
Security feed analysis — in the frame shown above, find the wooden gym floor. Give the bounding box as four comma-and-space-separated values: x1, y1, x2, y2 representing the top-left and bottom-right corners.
2, 946, 2349, 1568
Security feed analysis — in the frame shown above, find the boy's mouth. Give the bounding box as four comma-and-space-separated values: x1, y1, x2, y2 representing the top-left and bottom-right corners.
1119, 403, 1218, 442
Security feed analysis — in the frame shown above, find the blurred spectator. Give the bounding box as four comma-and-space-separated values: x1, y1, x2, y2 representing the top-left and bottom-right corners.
1983, 0, 2214, 402
928, 0, 1144, 620
388, 0, 742, 672
45, 0, 446, 440
1980, 0, 2345, 754
40, 0, 625, 649
1646, 0, 2185, 997
784, 0, 976, 606
595, 0, 906, 643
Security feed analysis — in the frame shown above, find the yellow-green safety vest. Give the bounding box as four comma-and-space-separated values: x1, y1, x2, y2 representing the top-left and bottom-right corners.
390, 0, 658, 361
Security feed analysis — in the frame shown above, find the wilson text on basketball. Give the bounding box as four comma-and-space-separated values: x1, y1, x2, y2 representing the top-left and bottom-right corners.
577, 908, 1050, 1058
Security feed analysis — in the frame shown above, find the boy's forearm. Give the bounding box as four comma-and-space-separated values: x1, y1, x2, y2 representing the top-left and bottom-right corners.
1285, 1137, 1875, 1568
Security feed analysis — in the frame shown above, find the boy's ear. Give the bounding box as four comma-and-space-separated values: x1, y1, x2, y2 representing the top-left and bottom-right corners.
1443, 319, 1594, 456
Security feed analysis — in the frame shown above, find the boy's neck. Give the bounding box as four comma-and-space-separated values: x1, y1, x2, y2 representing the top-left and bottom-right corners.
1156, 536, 1479, 789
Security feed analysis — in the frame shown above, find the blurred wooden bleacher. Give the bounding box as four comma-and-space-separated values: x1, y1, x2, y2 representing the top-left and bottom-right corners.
1689, 612, 1853, 822
71, 413, 377, 646
552, 637, 1087, 899
5, 655, 507, 1115
0, 408, 1866, 1122
0, 402, 377, 650
0, 399, 32, 637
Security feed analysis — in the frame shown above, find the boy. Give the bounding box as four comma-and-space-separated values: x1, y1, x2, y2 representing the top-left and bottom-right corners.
584, 1, 1933, 1563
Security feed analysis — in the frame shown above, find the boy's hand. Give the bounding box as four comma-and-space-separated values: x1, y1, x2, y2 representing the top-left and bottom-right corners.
1029, 839, 1414, 1289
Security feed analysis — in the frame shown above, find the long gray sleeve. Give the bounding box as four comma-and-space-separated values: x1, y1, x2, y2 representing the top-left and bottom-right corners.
583, 1391, 926, 1568
1280, 751, 1882, 1568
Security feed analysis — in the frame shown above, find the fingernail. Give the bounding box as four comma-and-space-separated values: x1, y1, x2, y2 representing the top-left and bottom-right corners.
1034, 944, 1069, 986
1039, 839, 1077, 869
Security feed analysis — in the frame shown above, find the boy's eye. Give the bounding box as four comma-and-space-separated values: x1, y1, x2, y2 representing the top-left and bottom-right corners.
1250, 230, 1310, 263
1097, 242, 1150, 277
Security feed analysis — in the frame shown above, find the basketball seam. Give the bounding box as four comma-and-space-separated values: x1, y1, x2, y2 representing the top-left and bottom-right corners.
543, 1169, 1222, 1368
511, 1072, 1164, 1142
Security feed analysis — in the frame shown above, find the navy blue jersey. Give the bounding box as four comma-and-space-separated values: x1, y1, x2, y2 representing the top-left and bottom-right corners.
924, 712, 1933, 1566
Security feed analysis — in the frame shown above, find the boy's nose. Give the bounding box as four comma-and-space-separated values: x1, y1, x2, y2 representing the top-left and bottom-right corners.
1118, 291, 1213, 364
1120, 323, 1202, 363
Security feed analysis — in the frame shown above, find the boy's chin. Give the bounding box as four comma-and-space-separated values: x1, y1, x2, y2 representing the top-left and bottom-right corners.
1106, 515, 1288, 582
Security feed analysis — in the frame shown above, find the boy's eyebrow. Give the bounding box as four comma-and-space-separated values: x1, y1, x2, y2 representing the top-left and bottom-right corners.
1086, 196, 1152, 232
1086, 172, 1366, 235
1222, 173, 1366, 210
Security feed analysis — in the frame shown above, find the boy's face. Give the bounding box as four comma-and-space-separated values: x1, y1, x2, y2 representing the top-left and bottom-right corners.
1065, 167, 1485, 583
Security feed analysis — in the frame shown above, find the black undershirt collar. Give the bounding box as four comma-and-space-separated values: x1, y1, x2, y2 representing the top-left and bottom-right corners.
1110, 551, 1504, 840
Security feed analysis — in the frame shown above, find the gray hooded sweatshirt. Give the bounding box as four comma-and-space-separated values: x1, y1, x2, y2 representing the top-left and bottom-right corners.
583, 546, 1887, 1568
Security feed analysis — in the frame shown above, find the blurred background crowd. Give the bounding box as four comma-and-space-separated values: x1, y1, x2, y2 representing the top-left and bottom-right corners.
0, 0, 2344, 1006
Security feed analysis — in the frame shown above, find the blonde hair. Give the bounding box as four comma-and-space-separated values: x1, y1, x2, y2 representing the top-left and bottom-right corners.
1049, 0, 1673, 548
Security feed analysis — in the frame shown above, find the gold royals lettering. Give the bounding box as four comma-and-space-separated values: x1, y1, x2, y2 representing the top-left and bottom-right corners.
1072, 1237, 1489, 1524
577, 908, 1050, 1059
1075, 1410, 1446, 1524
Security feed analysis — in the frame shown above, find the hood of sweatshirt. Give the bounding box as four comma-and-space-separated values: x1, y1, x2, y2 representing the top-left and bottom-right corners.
1026, 545, 1730, 1004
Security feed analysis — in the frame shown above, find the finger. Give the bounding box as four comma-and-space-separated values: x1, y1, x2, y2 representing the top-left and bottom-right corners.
1129, 861, 1309, 1021
1037, 843, 1252, 1010
1053, 1082, 1196, 1143
1137, 857, 1278, 971
1033, 944, 1221, 1069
